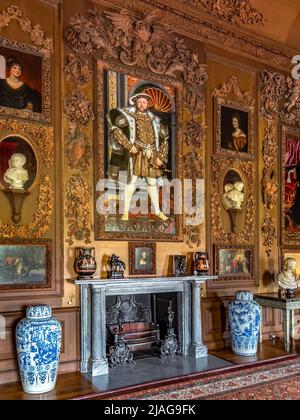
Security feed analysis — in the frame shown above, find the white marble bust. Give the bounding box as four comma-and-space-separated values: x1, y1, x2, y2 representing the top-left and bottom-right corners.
278, 258, 300, 291
4, 153, 29, 190
223, 181, 245, 210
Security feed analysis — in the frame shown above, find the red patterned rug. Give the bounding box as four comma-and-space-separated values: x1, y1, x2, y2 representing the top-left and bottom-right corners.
107, 358, 300, 400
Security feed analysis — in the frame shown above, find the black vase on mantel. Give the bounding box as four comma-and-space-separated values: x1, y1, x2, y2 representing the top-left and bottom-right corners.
74, 247, 97, 279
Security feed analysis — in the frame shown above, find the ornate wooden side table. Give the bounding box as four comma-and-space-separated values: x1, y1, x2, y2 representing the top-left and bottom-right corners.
255, 294, 300, 352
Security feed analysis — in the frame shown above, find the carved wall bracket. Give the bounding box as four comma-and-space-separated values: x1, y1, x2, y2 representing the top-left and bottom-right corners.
0, 176, 54, 239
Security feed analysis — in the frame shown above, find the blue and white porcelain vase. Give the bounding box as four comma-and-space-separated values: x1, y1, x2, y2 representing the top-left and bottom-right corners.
16, 305, 62, 394
228, 291, 261, 357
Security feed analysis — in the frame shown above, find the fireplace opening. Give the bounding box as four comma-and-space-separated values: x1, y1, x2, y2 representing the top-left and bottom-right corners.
106, 293, 179, 359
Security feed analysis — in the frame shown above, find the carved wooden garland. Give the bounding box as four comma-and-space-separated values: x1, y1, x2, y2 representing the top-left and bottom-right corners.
0, 5, 53, 53
65, 175, 92, 245
261, 121, 278, 257
0, 176, 54, 239
182, 0, 265, 26
0, 119, 54, 168
260, 71, 286, 120
211, 156, 255, 244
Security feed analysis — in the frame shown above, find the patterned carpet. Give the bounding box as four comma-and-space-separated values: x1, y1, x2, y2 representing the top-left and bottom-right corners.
108, 358, 300, 400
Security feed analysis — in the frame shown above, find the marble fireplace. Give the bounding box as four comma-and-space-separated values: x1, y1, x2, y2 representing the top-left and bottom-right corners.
76, 276, 217, 376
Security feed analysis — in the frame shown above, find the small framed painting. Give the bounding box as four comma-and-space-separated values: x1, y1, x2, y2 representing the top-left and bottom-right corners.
129, 242, 156, 276
215, 245, 254, 280
0, 241, 52, 291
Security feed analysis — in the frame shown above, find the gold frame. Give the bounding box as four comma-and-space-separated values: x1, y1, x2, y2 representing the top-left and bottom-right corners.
94, 60, 184, 242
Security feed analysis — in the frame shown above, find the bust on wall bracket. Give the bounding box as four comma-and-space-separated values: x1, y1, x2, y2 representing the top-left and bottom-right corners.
222, 170, 245, 234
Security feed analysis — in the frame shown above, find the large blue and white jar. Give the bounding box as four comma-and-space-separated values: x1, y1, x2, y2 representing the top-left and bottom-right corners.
228, 291, 261, 356
16, 305, 62, 394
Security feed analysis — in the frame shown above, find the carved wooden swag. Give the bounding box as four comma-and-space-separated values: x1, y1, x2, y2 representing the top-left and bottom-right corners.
64, 8, 208, 247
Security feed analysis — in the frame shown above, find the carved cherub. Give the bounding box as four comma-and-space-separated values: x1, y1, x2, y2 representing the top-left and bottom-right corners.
285, 78, 300, 113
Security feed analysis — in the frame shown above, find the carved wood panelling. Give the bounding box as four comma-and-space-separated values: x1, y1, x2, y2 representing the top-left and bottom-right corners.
182, 0, 265, 26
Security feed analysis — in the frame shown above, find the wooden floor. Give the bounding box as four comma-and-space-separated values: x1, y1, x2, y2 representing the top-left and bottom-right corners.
0, 341, 299, 400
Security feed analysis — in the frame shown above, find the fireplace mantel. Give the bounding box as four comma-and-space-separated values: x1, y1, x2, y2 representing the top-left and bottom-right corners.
75, 276, 217, 376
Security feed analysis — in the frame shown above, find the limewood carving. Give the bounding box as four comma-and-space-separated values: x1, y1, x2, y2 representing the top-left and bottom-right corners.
65, 8, 207, 118
65, 176, 92, 245
0, 119, 54, 168
281, 78, 300, 127
185, 120, 207, 149
65, 54, 92, 87
183, 0, 265, 26
0, 5, 53, 52
262, 121, 278, 256
260, 71, 286, 120
211, 156, 255, 244
213, 76, 255, 159
64, 91, 94, 127
0, 176, 54, 239
65, 123, 92, 171
108, 0, 290, 70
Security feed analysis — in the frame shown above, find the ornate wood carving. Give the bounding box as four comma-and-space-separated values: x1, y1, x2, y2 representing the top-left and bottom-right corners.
211, 156, 255, 244
184, 223, 202, 249
106, 0, 290, 70
0, 176, 54, 239
0, 119, 54, 168
65, 54, 92, 87
65, 123, 92, 171
185, 120, 206, 149
262, 121, 278, 256
65, 175, 92, 246
260, 71, 286, 120
183, 0, 265, 26
281, 78, 300, 127
65, 8, 207, 117
0, 5, 53, 52
183, 151, 204, 180
213, 76, 255, 159
64, 92, 94, 127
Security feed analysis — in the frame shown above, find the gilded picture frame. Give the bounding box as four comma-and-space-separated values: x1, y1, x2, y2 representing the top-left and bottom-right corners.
214, 98, 254, 159
0, 36, 52, 124
281, 125, 300, 246
214, 245, 255, 283
0, 240, 52, 292
95, 60, 184, 242
129, 242, 157, 276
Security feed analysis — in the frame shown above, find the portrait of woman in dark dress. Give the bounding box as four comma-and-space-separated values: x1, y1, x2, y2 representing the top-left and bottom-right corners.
0, 58, 41, 113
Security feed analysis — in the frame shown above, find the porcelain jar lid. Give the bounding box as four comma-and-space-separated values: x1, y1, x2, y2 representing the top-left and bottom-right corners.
26, 305, 52, 320
235, 291, 253, 301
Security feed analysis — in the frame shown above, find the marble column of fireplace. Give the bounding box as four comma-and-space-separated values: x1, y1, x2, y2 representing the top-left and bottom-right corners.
75, 276, 217, 377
